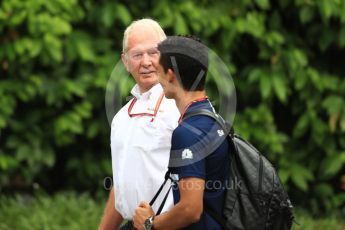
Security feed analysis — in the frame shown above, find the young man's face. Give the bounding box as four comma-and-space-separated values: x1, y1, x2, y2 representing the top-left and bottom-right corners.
122, 28, 162, 93
156, 62, 177, 99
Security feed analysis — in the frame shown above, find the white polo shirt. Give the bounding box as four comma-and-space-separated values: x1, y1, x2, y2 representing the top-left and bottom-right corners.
111, 83, 179, 219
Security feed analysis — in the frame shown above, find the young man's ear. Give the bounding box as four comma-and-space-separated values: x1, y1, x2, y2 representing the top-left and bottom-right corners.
167, 69, 176, 83
121, 53, 130, 72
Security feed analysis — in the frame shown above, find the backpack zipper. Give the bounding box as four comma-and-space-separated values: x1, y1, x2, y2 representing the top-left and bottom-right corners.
259, 154, 263, 192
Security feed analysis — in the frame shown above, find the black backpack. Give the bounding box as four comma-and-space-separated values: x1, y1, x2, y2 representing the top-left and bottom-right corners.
149, 109, 294, 230
182, 109, 295, 230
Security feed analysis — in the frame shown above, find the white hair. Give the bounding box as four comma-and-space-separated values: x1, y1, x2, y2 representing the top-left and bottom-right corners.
122, 18, 166, 52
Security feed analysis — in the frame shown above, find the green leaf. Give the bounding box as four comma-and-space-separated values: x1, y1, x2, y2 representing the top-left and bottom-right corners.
4, 43, 16, 61
340, 112, 345, 131
339, 27, 345, 47
290, 164, 314, 191
0, 154, 18, 170
0, 116, 6, 128
10, 10, 27, 26
0, 95, 16, 117
295, 70, 307, 90
255, 0, 270, 10
322, 96, 344, 114
278, 169, 290, 184
74, 33, 95, 62
43, 34, 62, 62
291, 172, 308, 191
314, 183, 334, 198
174, 13, 188, 34
29, 39, 42, 57
248, 68, 261, 83
101, 5, 114, 28
272, 73, 287, 103
64, 79, 85, 98
16, 145, 31, 161
43, 148, 55, 167
51, 17, 71, 35
317, 0, 333, 21
14, 38, 25, 55
320, 152, 345, 178
116, 4, 131, 25
236, 12, 265, 37
332, 193, 345, 207
266, 31, 285, 47
319, 28, 335, 51
293, 49, 308, 67
307, 67, 323, 91
299, 6, 315, 24
260, 74, 271, 99
74, 101, 92, 118
87, 122, 100, 139
311, 116, 327, 146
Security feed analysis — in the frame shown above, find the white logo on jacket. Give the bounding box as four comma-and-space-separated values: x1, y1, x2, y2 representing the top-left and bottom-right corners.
182, 149, 193, 159
217, 129, 224, 136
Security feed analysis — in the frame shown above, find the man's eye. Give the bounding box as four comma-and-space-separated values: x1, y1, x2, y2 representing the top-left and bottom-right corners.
149, 50, 159, 55
133, 53, 143, 59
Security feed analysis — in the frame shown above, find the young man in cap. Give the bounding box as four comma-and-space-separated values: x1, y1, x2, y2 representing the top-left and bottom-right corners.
133, 36, 229, 230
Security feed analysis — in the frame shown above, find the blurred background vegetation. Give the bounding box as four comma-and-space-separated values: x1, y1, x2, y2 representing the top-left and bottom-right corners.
0, 0, 344, 228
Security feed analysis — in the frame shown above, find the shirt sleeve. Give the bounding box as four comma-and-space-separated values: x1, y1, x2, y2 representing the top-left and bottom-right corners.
169, 123, 208, 180
169, 115, 227, 181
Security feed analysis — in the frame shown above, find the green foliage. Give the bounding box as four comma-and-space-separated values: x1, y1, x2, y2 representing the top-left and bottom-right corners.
0, 0, 116, 190
0, 193, 344, 230
0, 0, 345, 215
0, 192, 104, 230
291, 208, 345, 230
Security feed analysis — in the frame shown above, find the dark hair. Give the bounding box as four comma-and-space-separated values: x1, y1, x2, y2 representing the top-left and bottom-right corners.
158, 35, 208, 91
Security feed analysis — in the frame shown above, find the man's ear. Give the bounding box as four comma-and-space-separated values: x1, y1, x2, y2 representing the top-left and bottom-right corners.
121, 53, 130, 72
167, 69, 176, 83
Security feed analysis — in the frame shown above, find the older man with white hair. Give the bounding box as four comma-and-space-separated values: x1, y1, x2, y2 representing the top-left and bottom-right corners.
99, 19, 179, 230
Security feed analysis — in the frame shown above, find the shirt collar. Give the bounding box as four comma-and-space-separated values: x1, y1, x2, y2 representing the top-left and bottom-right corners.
186, 99, 211, 111
178, 98, 213, 124
130, 83, 163, 101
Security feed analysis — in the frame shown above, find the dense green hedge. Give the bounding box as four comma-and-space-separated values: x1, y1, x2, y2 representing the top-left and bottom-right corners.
1, 0, 344, 214
0, 192, 344, 229
0, 192, 104, 229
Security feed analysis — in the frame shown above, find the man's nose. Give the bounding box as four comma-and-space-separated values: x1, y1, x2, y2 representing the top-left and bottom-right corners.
141, 53, 152, 66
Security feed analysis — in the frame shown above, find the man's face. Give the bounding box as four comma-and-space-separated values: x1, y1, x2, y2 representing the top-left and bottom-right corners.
157, 63, 175, 99
122, 28, 162, 93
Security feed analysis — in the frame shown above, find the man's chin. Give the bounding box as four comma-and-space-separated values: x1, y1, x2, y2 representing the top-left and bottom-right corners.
140, 74, 158, 83
138, 79, 158, 92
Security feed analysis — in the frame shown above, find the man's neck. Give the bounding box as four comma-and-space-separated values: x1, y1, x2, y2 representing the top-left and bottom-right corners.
175, 90, 207, 114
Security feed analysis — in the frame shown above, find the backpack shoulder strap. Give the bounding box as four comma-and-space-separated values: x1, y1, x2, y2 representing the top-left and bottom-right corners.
183, 109, 234, 136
